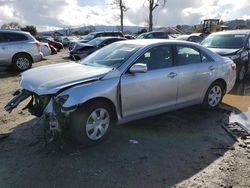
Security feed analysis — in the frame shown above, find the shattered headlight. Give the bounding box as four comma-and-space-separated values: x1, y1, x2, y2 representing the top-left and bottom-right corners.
54, 95, 69, 106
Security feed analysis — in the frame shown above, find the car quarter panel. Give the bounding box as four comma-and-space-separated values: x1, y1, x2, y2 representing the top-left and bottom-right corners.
176, 61, 218, 105
57, 77, 121, 118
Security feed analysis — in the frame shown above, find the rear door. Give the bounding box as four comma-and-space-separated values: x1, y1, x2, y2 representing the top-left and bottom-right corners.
175, 45, 217, 105
0, 32, 13, 65
120, 45, 178, 117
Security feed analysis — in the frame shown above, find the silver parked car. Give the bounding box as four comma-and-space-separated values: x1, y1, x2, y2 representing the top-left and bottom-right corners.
0, 30, 43, 71
5, 40, 236, 146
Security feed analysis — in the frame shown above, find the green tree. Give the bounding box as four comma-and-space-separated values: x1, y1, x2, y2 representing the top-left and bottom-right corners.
137, 28, 147, 35
1, 22, 22, 30
21, 25, 37, 36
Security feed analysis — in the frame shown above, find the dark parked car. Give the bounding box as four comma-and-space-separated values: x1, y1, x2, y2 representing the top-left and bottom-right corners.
70, 37, 126, 60
69, 31, 124, 50
176, 34, 203, 43
137, 31, 169, 39
37, 37, 63, 51
201, 30, 250, 81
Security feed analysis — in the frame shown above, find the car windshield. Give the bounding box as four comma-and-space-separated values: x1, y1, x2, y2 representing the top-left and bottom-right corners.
79, 43, 142, 69
176, 35, 189, 40
87, 38, 105, 46
137, 33, 147, 39
84, 33, 95, 41
201, 34, 247, 49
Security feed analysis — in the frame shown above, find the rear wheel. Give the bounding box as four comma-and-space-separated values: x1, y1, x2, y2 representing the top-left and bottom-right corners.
203, 82, 224, 110
12, 53, 32, 72
70, 102, 113, 146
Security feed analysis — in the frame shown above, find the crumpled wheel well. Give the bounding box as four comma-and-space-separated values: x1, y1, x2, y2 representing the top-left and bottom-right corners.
78, 97, 118, 121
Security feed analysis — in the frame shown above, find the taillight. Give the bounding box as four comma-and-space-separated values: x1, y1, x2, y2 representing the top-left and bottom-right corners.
231, 63, 236, 71
34, 41, 41, 48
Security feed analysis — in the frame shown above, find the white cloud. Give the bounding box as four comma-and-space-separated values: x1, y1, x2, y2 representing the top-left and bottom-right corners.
0, 0, 249, 31
0, 5, 17, 23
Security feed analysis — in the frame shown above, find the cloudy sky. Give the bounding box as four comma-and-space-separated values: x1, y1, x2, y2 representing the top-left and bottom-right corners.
0, 0, 250, 31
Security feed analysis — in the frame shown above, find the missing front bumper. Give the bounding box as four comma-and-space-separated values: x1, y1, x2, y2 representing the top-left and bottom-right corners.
4, 90, 30, 113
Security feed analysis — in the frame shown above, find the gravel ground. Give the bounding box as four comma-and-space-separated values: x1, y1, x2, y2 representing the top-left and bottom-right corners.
0, 50, 250, 188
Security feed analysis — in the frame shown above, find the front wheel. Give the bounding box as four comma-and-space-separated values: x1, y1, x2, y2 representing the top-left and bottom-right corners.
70, 102, 113, 146
203, 82, 224, 110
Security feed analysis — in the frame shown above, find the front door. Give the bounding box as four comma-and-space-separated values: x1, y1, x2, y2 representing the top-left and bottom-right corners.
120, 45, 178, 117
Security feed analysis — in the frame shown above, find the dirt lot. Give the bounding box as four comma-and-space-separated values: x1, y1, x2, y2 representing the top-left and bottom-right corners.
0, 50, 250, 188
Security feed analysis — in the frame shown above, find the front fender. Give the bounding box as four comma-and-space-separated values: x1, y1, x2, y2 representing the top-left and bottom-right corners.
57, 77, 120, 110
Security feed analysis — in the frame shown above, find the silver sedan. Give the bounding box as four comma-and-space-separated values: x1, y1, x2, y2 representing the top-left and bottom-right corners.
5, 40, 236, 146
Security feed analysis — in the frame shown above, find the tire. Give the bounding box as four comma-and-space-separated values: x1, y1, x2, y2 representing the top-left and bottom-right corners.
70, 101, 114, 146
237, 64, 247, 82
203, 82, 224, 110
55, 46, 61, 52
12, 53, 32, 72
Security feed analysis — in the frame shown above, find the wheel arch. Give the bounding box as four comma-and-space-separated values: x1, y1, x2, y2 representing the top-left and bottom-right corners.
12, 52, 34, 64
212, 78, 227, 95
78, 97, 118, 121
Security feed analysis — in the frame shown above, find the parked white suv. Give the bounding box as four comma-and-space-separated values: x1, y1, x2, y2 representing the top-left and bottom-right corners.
0, 30, 43, 71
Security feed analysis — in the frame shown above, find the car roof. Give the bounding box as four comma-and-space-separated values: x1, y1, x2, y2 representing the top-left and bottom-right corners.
93, 36, 126, 40
211, 29, 250, 35
147, 31, 166, 34
0, 29, 30, 35
116, 39, 200, 47
91, 31, 122, 34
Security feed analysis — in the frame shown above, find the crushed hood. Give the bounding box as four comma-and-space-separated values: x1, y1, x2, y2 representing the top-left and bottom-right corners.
21, 62, 112, 95
208, 48, 240, 56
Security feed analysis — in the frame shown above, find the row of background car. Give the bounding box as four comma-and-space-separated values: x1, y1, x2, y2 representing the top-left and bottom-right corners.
61, 31, 203, 61
54, 30, 249, 82
0, 29, 249, 82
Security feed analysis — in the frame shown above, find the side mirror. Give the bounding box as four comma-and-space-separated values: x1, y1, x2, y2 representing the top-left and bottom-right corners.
129, 63, 147, 73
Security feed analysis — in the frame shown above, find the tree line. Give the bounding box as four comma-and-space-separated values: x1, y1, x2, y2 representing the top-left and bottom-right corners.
1, 0, 167, 35
1, 22, 37, 36
111, 0, 167, 32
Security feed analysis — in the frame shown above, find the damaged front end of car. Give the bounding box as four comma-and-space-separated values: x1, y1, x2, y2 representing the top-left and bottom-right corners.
4, 89, 77, 143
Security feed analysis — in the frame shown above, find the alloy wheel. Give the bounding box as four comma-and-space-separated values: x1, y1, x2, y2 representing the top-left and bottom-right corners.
208, 85, 222, 107
86, 108, 110, 140
16, 57, 30, 70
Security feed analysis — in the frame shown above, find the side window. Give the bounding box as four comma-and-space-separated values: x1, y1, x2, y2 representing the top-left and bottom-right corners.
0, 33, 8, 43
136, 45, 173, 70
8, 33, 28, 42
154, 32, 164, 38
146, 34, 153, 39
102, 39, 112, 45
201, 53, 213, 63
176, 46, 201, 65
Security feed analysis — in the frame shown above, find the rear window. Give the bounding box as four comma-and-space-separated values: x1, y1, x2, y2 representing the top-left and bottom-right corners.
153, 32, 168, 39
0, 33, 29, 43
97, 32, 123, 37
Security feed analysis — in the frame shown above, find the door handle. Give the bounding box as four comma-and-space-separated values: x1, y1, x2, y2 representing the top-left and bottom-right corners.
208, 66, 215, 71
168, 72, 178, 78
1, 47, 6, 50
